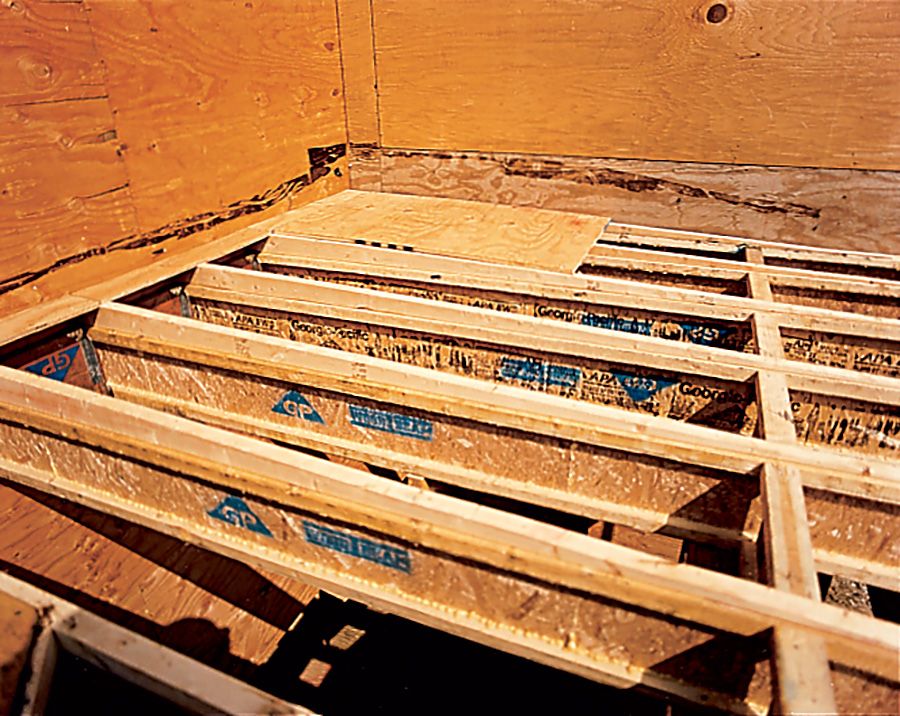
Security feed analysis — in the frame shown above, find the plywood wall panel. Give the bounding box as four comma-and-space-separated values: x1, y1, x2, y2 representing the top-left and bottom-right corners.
0, 0, 349, 324
0, 0, 106, 105
0, 101, 136, 271
0, 0, 138, 310
336, 0, 380, 145
86, 0, 347, 230
371, 0, 900, 170
372, 148, 900, 253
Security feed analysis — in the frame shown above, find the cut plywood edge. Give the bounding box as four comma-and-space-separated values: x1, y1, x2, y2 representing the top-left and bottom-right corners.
270, 190, 610, 272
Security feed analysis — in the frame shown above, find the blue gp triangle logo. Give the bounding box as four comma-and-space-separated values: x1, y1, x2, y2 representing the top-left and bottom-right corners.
24, 345, 80, 382
272, 390, 324, 423
208, 495, 273, 537
612, 371, 675, 404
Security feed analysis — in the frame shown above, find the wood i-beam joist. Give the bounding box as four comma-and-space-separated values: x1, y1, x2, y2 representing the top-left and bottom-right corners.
185, 263, 900, 457
601, 222, 900, 277
257, 236, 900, 380
85, 304, 899, 590
580, 238, 900, 317
0, 367, 897, 715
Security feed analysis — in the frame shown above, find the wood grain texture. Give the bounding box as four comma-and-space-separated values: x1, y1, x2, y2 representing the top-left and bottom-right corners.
0, 0, 349, 322
336, 0, 379, 145
0, 0, 138, 309
0, 482, 318, 672
86, 0, 346, 230
370, 148, 900, 253
371, 0, 900, 170
0, 0, 106, 105
348, 143, 382, 190
271, 189, 609, 271
0, 101, 136, 272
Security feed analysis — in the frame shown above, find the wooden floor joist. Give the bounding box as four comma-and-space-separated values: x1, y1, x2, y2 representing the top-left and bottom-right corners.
185, 263, 900, 455
0, 366, 897, 714
602, 222, 900, 278
0, 190, 897, 714
258, 235, 900, 380
80, 303, 899, 590
580, 240, 900, 319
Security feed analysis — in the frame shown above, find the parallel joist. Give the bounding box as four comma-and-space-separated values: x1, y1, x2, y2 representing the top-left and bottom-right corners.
580, 242, 900, 312
258, 236, 900, 379
603, 222, 900, 275
0, 367, 897, 714
187, 263, 900, 455
85, 304, 900, 589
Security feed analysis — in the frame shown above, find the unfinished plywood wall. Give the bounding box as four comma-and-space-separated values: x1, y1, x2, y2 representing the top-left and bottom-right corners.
341, 0, 900, 252
1, 0, 348, 317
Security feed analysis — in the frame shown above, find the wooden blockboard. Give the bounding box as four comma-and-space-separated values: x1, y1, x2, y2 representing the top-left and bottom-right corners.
271, 190, 609, 273
370, 0, 900, 170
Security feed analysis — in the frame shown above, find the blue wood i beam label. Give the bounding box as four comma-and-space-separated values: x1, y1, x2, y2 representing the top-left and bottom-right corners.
348, 404, 433, 441
303, 520, 412, 573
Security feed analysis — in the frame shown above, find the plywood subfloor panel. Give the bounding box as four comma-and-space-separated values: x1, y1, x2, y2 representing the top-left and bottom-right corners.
371, 0, 900, 170
366, 147, 900, 254
0, 483, 318, 674
271, 190, 609, 272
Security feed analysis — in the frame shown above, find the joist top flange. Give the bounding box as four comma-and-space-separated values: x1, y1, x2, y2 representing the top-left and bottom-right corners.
268, 190, 611, 273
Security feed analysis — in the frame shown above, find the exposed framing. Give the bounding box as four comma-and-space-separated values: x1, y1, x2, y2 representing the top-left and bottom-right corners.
1, 192, 897, 713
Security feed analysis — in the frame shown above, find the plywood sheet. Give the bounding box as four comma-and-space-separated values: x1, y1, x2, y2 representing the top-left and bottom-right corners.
272, 190, 609, 272
337, 0, 379, 145
0, 0, 137, 303
86, 0, 347, 230
0, 0, 349, 338
370, 0, 900, 170
0, 0, 106, 105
